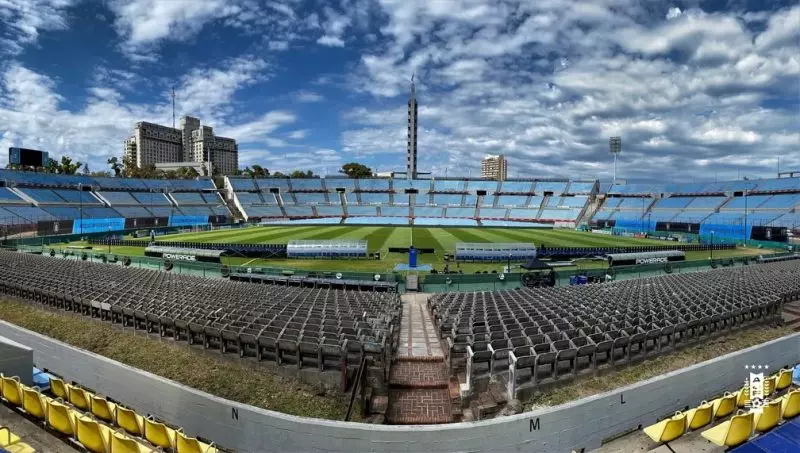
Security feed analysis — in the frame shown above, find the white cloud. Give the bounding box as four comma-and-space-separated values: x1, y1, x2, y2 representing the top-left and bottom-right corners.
0, 0, 77, 55
0, 61, 299, 171
317, 35, 345, 47
293, 90, 324, 103
287, 129, 309, 139
666, 7, 682, 20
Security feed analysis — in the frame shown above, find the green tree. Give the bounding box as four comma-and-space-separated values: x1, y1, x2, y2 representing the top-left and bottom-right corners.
289, 169, 315, 178
46, 159, 59, 174
340, 162, 373, 178
238, 166, 252, 178
107, 157, 122, 177
58, 156, 83, 175
90, 170, 112, 177
272, 171, 286, 178
250, 165, 268, 178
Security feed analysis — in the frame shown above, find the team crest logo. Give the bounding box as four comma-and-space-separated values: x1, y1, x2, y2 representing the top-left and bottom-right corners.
743, 365, 771, 412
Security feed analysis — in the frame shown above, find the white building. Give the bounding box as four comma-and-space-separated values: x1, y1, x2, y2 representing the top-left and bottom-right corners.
481, 154, 508, 181
123, 116, 238, 175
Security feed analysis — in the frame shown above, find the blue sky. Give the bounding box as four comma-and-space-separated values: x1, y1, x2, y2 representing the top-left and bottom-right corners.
0, 0, 798, 181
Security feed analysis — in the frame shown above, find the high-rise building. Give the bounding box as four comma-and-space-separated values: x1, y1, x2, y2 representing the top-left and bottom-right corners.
123, 116, 238, 175
481, 154, 508, 181
406, 75, 418, 180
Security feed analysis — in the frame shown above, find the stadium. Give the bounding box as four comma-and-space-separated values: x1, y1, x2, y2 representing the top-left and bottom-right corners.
1, 3, 800, 452
1, 163, 799, 453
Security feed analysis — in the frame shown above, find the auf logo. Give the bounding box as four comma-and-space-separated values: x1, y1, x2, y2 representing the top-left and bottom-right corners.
743, 365, 771, 413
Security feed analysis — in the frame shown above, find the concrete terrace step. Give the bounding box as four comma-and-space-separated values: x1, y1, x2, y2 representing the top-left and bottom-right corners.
386, 388, 452, 425
389, 360, 448, 389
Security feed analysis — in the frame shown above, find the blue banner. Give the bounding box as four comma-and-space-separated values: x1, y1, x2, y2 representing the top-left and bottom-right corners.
169, 215, 209, 227
72, 218, 126, 234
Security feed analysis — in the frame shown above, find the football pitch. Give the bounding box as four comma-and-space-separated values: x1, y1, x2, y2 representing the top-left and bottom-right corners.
64, 225, 765, 274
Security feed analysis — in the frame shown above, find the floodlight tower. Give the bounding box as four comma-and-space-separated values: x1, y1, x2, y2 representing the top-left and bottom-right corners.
609, 136, 622, 185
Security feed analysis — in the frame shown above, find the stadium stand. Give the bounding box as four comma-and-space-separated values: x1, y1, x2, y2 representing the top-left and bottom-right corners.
0, 250, 400, 387
226, 177, 594, 226
640, 367, 799, 449
0, 169, 230, 233
596, 176, 799, 238
1, 371, 219, 452
428, 260, 800, 398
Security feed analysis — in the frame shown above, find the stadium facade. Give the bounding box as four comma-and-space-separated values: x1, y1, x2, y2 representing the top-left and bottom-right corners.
481, 154, 508, 181
123, 115, 238, 175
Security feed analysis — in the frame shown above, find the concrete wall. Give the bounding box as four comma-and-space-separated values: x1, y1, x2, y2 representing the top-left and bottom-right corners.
0, 334, 33, 386
0, 320, 797, 453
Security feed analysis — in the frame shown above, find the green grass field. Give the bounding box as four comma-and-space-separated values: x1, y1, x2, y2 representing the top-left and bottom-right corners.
58, 225, 769, 274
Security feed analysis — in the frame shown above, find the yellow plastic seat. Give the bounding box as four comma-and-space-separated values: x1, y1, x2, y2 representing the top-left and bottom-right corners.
1, 376, 23, 407
143, 417, 179, 449
781, 389, 799, 419
763, 375, 776, 396
110, 431, 154, 453
176, 431, 218, 453
76, 415, 113, 453
711, 392, 737, 419
46, 399, 76, 436
67, 384, 91, 411
49, 377, 68, 400
0, 427, 36, 453
775, 368, 792, 391
643, 411, 687, 443
0, 426, 21, 447
686, 400, 714, 430
115, 406, 144, 437
735, 387, 749, 408
753, 399, 782, 432
90, 395, 117, 423
701, 411, 754, 447
21, 386, 46, 421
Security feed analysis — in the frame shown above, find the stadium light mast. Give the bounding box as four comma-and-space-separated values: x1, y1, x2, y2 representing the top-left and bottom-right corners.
609, 136, 622, 185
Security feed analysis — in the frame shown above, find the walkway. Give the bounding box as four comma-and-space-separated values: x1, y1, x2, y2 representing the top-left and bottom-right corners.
387, 293, 454, 424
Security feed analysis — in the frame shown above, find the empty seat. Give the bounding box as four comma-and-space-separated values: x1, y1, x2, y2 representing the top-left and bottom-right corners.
643, 411, 687, 443
21, 386, 46, 421
700, 411, 754, 447
90, 395, 116, 423
176, 431, 218, 453
143, 417, 179, 449
50, 376, 68, 400
115, 406, 144, 436
753, 399, 782, 432
46, 399, 77, 436
110, 431, 154, 453
711, 392, 737, 419
67, 384, 91, 411
686, 401, 713, 430
0, 426, 35, 453
781, 389, 799, 419
0, 375, 22, 407
75, 415, 113, 453
775, 368, 793, 391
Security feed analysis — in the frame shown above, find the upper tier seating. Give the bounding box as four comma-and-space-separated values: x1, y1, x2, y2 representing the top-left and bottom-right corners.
534, 181, 567, 195
0, 188, 25, 203
500, 181, 534, 193
432, 180, 465, 191
325, 178, 356, 192
289, 179, 323, 191
357, 179, 391, 191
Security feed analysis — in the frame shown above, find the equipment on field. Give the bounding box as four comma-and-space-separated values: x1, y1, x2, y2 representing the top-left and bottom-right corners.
286, 240, 368, 259
455, 242, 536, 262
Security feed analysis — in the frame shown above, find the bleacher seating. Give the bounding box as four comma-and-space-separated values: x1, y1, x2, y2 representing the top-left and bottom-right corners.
534, 181, 567, 195
289, 179, 323, 191
0, 250, 400, 383
347, 206, 378, 216
294, 193, 328, 204
359, 193, 390, 204
415, 207, 443, 217
500, 181, 533, 193
479, 208, 508, 219
497, 195, 528, 207
317, 205, 344, 216
433, 194, 463, 206
1, 371, 219, 452
429, 260, 800, 399
432, 180, 464, 191
357, 179, 391, 191
640, 366, 799, 449
445, 207, 475, 218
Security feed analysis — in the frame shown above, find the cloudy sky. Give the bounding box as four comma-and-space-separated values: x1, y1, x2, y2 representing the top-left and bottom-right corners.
0, 0, 797, 181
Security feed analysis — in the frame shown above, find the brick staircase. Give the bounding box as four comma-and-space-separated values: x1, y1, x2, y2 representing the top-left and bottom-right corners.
387, 359, 451, 424
386, 294, 454, 424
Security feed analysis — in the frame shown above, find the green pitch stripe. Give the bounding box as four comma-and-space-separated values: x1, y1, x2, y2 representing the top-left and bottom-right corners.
220, 225, 326, 244
157, 227, 276, 242
363, 227, 395, 252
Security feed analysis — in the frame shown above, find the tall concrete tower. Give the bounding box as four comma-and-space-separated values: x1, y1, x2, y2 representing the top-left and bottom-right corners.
406, 74, 418, 180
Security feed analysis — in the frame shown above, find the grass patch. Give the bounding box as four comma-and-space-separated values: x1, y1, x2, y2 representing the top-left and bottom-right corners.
523, 325, 795, 410
0, 298, 356, 421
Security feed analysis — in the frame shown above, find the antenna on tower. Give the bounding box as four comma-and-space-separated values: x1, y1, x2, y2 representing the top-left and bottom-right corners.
609, 136, 622, 184
171, 85, 176, 128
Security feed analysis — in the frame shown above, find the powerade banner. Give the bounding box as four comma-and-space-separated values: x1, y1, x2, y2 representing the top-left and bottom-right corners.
72, 218, 126, 234
169, 215, 209, 227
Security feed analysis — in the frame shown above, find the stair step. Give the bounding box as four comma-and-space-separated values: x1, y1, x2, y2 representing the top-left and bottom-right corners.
390, 361, 448, 388
387, 388, 452, 424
